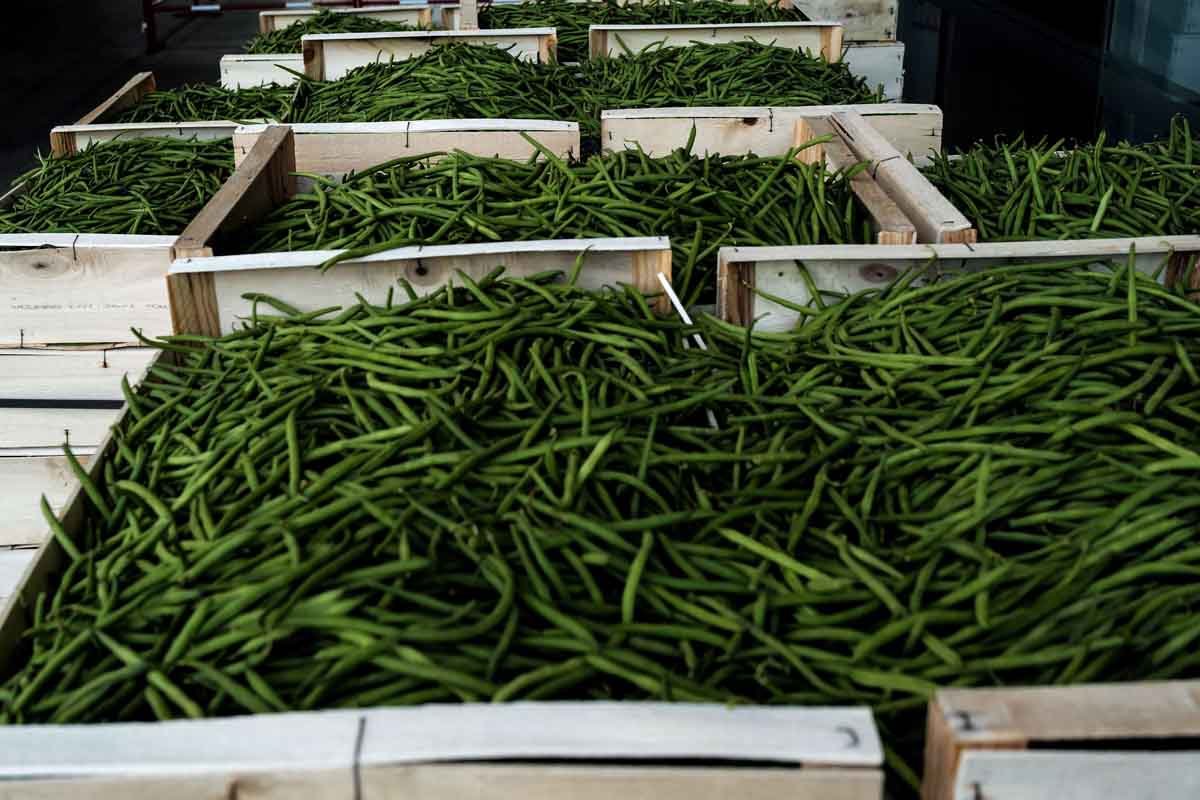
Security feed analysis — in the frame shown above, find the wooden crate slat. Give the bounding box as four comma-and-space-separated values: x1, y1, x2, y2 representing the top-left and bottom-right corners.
793, 1, 896, 41
588, 22, 843, 62
0, 453, 94, 548
231, 120, 582, 176
360, 764, 880, 800
794, 118, 916, 244
0, 549, 36, 607
952, 751, 1200, 800
829, 111, 974, 243
0, 235, 176, 347
50, 122, 243, 158
600, 104, 942, 165
0, 347, 156, 402
716, 238, 1200, 332
260, 5, 435, 33
219, 53, 306, 89
170, 238, 673, 336
74, 72, 156, 128
0, 407, 122, 452
302, 28, 558, 80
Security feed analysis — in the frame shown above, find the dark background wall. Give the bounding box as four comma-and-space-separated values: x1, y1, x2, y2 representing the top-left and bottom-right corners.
0, 3, 256, 187
898, 0, 1200, 151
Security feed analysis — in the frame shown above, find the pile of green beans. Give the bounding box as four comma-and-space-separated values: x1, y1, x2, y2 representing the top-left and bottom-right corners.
244, 9, 422, 54
0, 138, 234, 236
923, 116, 1200, 241
114, 84, 298, 124
481, 0, 807, 62
4, 262, 1200, 798
288, 45, 586, 126
239, 144, 875, 305
579, 41, 882, 112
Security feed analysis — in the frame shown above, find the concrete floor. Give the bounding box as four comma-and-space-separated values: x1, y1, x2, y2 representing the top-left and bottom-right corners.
1, 2, 258, 187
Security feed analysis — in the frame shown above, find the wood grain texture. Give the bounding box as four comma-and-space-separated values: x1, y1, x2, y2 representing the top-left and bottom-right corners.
174, 126, 296, 260
0, 348, 156, 402
169, 239, 671, 335
795, 117, 916, 244
953, 751, 1200, 800
74, 72, 156, 126
717, 237, 1200, 332
0, 238, 174, 346
601, 105, 942, 166
362, 764, 881, 800
830, 111, 972, 243
841, 42, 904, 101
0, 407, 122, 451
50, 122, 241, 157
232, 121, 581, 174
219, 54, 306, 89
793, 0, 897, 41
0, 455, 92, 547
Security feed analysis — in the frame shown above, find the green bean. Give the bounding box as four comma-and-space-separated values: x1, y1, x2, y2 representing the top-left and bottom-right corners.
4, 264, 1200, 800
0, 138, 233, 235
925, 117, 1200, 241
244, 9, 425, 55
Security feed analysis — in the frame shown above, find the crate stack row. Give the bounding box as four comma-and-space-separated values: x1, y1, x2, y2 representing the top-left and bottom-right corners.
2, 2, 1200, 799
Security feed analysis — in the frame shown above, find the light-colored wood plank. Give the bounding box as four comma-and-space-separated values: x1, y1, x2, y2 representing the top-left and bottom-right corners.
219, 53, 306, 89
0, 408, 121, 452
842, 42, 904, 101
0, 235, 175, 347
829, 111, 973, 243
716, 237, 1200, 332
460, 0, 479, 29
954, 751, 1200, 800
0, 347, 155, 402
169, 238, 672, 335
794, 118, 916, 244
49, 122, 241, 158
600, 104, 942, 165
362, 765, 881, 800
0, 454, 94, 547
232, 120, 581, 176
441, 5, 461, 31
173, 126, 296, 261
0, 549, 36, 606
793, 1, 896, 41
74, 72, 156, 128
260, 6, 433, 33
303, 28, 556, 80
589, 22, 843, 61
359, 703, 881, 767
0, 769, 351, 800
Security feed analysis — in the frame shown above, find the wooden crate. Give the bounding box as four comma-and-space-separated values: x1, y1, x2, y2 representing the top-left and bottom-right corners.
301, 27, 558, 81
923, 682, 1200, 800
586, 23, 904, 100
715, 237, 1200, 332
600, 104, 942, 166
50, 71, 267, 155
258, 5, 435, 33
797, 111, 973, 244
166, 126, 669, 336
231, 119, 582, 174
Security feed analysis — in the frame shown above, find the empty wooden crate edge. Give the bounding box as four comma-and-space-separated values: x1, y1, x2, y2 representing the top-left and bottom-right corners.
921, 680, 1200, 800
